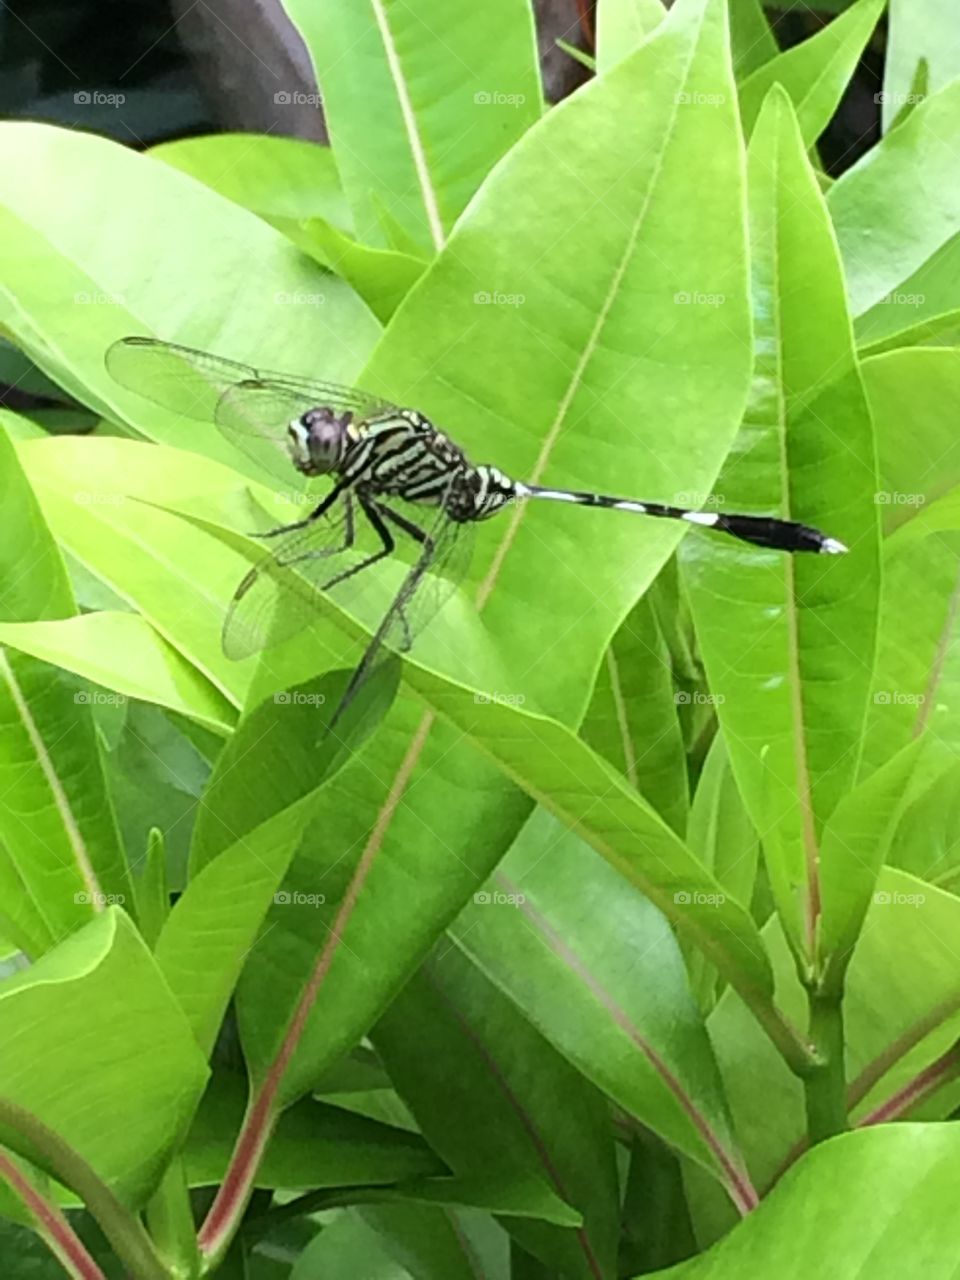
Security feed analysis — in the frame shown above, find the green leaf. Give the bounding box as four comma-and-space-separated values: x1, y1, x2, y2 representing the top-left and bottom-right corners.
683, 86, 880, 966
0, 121, 379, 471
738, 0, 884, 147
136, 827, 169, 950
282, 0, 544, 251
374, 945, 618, 1277
829, 80, 960, 318
0, 910, 208, 1209
595, 0, 665, 73
660, 1125, 960, 1279
685, 734, 760, 1007
157, 673, 353, 1057
409, 680, 806, 1071
817, 739, 923, 991
184, 1074, 444, 1190
298, 218, 426, 324
883, 1, 960, 133
700, 867, 960, 1210
581, 597, 688, 833
728, 0, 778, 79
0, 431, 131, 948
150, 132, 352, 232
447, 809, 752, 1201
366, 0, 752, 727
0, 613, 235, 734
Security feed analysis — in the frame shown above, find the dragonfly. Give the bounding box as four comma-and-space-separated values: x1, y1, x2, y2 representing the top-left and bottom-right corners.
105, 337, 847, 729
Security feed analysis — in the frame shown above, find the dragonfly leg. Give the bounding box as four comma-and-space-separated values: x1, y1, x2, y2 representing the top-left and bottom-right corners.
253, 479, 351, 539
314, 494, 396, 593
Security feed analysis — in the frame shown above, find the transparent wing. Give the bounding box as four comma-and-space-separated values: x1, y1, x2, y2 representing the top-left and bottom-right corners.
105, 336, 397, 483
222, 493, 358, 659
327, 491, 476, 730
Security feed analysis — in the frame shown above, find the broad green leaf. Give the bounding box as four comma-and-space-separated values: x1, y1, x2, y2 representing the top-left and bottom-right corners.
883, 0, 960, 133
150, 133, 352, 233
701, 868, 960, 1212
236, 699, 533, 1103
299, 218, 426, 324
157, 671, 371, 1057
864, 348, 960, 532
738, 0, 884, 147
0, 613, 234, 734
0, 910, 208, 1209
595, 0, 666, 72
107, 704, 214, 894
858, 303, 960, 357
817, 739, 923, 990
828, 79, 960, 318
291, 1213, 413, 1280
854, 233, 960, 349
361, 1204, 510, 1280
365, 0, 752, 727
728, 0, 777, 79
683, 87, 880, 966
409, 679, 791, 1059
0, 121, 379, 477
374, 946, 619, 1278
889, 760, 960, 888
231, 0, 763, 1143
447, 809, 751, 1201
0, 431, 130, 948
283, 0, 543, 251
184, 1075, 443, 1190
661, 1125, 960, 1279
581, 597, 688, 833
685, 734, 760, 1007
856, 349, 960, 776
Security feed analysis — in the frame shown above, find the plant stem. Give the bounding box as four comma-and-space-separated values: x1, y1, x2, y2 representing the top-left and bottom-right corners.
0, 1101, 170, 1280
804, 990, 848, 1143
146, 1159, 200, 1279
0, 1150, 107, 1280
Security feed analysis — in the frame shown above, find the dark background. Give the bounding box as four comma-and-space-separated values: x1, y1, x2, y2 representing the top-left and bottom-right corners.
0, 0, 883, 172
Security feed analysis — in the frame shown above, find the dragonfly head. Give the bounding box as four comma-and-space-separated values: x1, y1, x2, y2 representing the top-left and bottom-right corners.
287, 408, 352, 476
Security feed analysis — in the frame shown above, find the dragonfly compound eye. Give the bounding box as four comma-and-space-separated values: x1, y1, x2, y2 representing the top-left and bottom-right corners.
298, 407, 351, 474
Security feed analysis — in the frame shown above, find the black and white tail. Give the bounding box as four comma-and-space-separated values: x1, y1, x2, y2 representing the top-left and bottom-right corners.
515, 483, 846, 555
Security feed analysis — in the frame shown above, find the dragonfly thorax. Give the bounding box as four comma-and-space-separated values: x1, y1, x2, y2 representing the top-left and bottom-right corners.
287, 407, 353, 476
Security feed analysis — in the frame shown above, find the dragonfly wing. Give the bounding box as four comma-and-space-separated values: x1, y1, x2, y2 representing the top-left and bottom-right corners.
222, 494, 356, 659
327, 488, 475, 730
106, 336, 404, 486
106, 337, 399, 422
